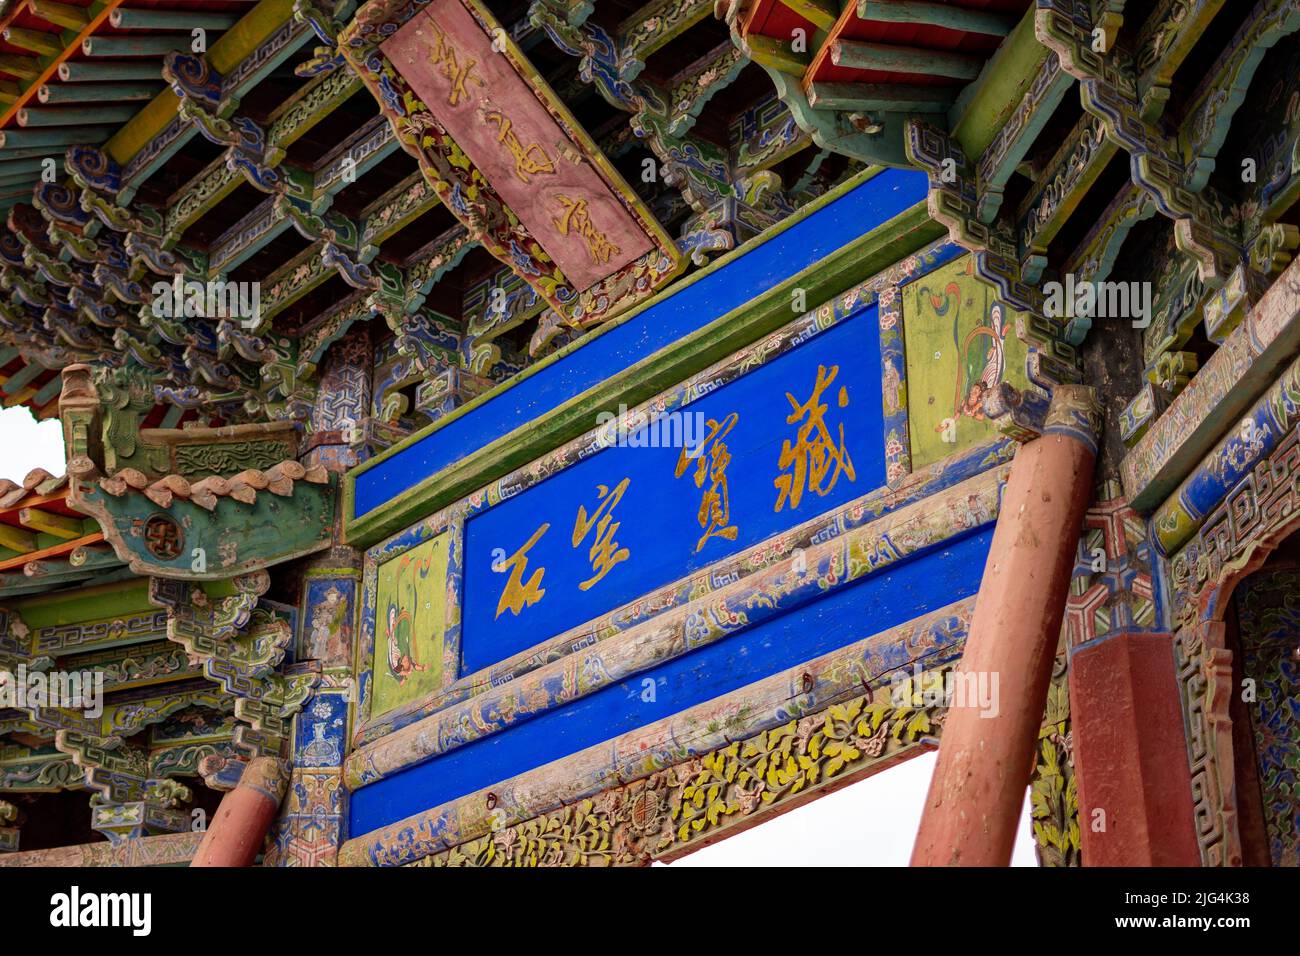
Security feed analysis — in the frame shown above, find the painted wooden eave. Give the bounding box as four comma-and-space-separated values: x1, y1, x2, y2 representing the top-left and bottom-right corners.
0, 466, 128, 597
0, 0, 130, 131
103, 0, 295, 167
65, 457, 336, 580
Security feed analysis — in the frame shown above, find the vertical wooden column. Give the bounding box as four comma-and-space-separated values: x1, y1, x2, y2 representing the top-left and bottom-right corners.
912, 385, 1100, 866
191, 757, 288, 867
1069, 628, 1202, 865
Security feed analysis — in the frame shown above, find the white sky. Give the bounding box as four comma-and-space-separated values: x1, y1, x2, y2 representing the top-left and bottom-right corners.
0, 407, 1037, 866
0, 404, 66, 478
660, 750, 1038, 866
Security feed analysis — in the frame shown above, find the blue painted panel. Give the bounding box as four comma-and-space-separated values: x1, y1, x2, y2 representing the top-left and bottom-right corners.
352, 168, 928, 518
348, 524, 992, 837
459, 308, 885, 674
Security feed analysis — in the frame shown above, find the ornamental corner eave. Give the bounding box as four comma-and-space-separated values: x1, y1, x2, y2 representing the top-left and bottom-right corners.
57, 363, 337, 581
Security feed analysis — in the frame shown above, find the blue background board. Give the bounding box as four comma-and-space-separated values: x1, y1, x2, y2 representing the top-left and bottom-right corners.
349, 523, 994, 837
459, 308, 885, 674
351, 167, 929, 519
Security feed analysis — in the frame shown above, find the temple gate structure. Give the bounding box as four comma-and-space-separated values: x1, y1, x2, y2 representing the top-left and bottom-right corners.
0, 0, 1294, 868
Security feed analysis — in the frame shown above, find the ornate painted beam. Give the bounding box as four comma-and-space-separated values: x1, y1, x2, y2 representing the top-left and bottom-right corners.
150, 573, 319, 778
617, 0, 713, 61
1036, 0, 1244, 287
0, 830, 203, 866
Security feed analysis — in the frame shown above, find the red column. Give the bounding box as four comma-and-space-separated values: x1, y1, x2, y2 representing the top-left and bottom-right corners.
912, 386, 1099, 866
191, 757, 288, 867
1070, 629, 1201, 865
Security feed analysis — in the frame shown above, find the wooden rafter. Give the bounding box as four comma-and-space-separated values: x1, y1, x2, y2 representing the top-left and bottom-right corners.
0, 0, 129, 130
18, 506, 84, 539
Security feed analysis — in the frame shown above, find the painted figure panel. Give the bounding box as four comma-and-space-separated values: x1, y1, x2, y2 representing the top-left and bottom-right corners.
372, 532, 451, 715
902, 256, 1029, 469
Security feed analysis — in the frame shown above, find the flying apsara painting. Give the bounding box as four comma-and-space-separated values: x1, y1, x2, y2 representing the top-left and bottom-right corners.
902, 255, 1029, 470
371, 532, 450, 716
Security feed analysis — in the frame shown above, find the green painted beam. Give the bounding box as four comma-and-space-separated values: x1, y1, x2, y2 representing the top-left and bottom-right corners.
615, 0, 711, 59
38, 82, 163, 103
0, 143, 78, 159
2, 27, 64, 57
27, 0, 90, 31
948, 4, 1051, 160
830, 39, 982, 80
31, 376, 62, 406
110, 9, 241, 31
81, 35, 192, 57
0, 360, 43, 394
0, 125, 116, 147
0, 156, 48, 175
807, 81, 953, 112
9, 577, 152, 625
18, 104, 141, 126
58, 60, 166, 81
857, 0, 1014, 36
0, 80, 20, 105
0, 55, 43, 80
0, 172, 35, 190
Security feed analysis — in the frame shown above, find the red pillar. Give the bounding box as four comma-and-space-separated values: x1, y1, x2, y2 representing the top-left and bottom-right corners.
191, 757, 288, 867
912, 385, 1099, 866
1070, 630, 1201, 865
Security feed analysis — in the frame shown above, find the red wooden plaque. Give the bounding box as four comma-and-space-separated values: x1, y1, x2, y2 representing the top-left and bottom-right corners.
381, 0, 657, 292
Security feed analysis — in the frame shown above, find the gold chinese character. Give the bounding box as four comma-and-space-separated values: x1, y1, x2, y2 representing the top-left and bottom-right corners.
428, 22, 485, 107
675, 413, 740, 553
572, 478, 630, 590
482, 106, 555, 184
553, 194, 620, 265
774, 364, 855, 512
494, 523, 549, 619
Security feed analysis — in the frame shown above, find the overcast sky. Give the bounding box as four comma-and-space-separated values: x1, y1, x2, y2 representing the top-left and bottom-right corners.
1, 406, 65, 477
662, 750, 1037, 866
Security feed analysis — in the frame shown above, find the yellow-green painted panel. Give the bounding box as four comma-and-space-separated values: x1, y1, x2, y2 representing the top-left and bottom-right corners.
371, 532, 449, 717
903, 255, 1029, 470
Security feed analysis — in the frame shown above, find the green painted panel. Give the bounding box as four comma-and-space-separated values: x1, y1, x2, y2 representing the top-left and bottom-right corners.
902, 254, 1030, 470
